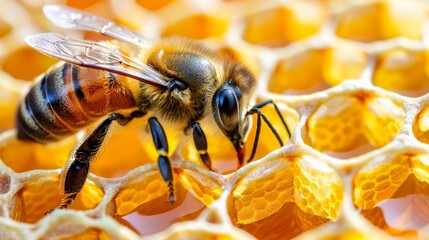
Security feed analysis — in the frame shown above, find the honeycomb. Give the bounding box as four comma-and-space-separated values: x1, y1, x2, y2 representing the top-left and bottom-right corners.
1, 0, 429, 239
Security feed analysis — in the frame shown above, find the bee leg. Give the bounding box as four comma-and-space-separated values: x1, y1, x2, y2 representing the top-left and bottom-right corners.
191, 122, 214, 171
246, 100, 290, 163
148, 117, 175, 203
46, 114, 116, 214
48, 112, 145, 214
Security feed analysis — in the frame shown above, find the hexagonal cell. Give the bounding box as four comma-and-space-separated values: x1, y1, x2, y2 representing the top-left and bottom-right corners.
335, 1, 426, 42
120, 193, 205, 236
354, 153, 429, 237
242, 3, 326, 48
323, 46, 368, 86
1, 46, 57, 81
115, 172, 207, 236
162, 14, 228, 40
114, 170, 178, 216
228, 155, 343, 239
135, 0, 174, 11
305, 93, 405, 158
242, 2, 326, 47
11, 175, 103, 223
413, 105, 429, 144
373, 48, 429, 97
268, 47, 367, 95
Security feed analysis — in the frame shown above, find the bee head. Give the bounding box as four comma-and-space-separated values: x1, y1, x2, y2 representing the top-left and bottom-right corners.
212, 62, 256, 166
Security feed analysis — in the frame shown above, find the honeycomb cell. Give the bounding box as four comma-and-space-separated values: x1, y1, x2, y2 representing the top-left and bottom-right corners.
268, 47, 365, 95
12, 175, 103, 223
114, 164, 214, 232
1, 46, 57, 81
268, 48, 326, 94
116, 166, 224, 236
354, 153, 429, 237
162, 14, 228, 40
335, 1, 426, 42
114, 170, 171, 216
120, 188, 205, 236
115, 164, 222, 235
323, 46, 367, 86
0, 134, 75, 172
305, 93, 404, 158
306, 95, 367, 156
373, 48, 429, 97
242, 3, 326, 48
229, 155, 342, 239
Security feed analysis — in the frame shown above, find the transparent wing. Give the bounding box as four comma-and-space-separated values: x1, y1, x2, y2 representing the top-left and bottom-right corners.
26, 33, 167, 88
43, 5, 150, 47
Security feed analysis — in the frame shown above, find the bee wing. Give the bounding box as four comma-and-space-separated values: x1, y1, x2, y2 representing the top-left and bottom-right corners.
43, 5, 149, 47
26, 33, 167, 88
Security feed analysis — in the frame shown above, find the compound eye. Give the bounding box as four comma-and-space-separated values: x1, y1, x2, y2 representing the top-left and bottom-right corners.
214, 86, 240, 132
218, 89, 238, 116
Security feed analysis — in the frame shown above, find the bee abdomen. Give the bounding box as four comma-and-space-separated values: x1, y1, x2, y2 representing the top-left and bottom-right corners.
16, 63, 136, 143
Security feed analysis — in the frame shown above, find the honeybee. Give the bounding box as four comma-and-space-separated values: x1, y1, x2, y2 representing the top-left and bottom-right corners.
18, 5, 290, 211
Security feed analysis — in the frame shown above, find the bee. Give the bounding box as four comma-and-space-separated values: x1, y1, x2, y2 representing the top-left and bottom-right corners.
17, 5, 290, 211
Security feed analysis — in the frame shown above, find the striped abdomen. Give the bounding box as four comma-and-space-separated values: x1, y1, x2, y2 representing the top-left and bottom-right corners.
17, 63, 137, 142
